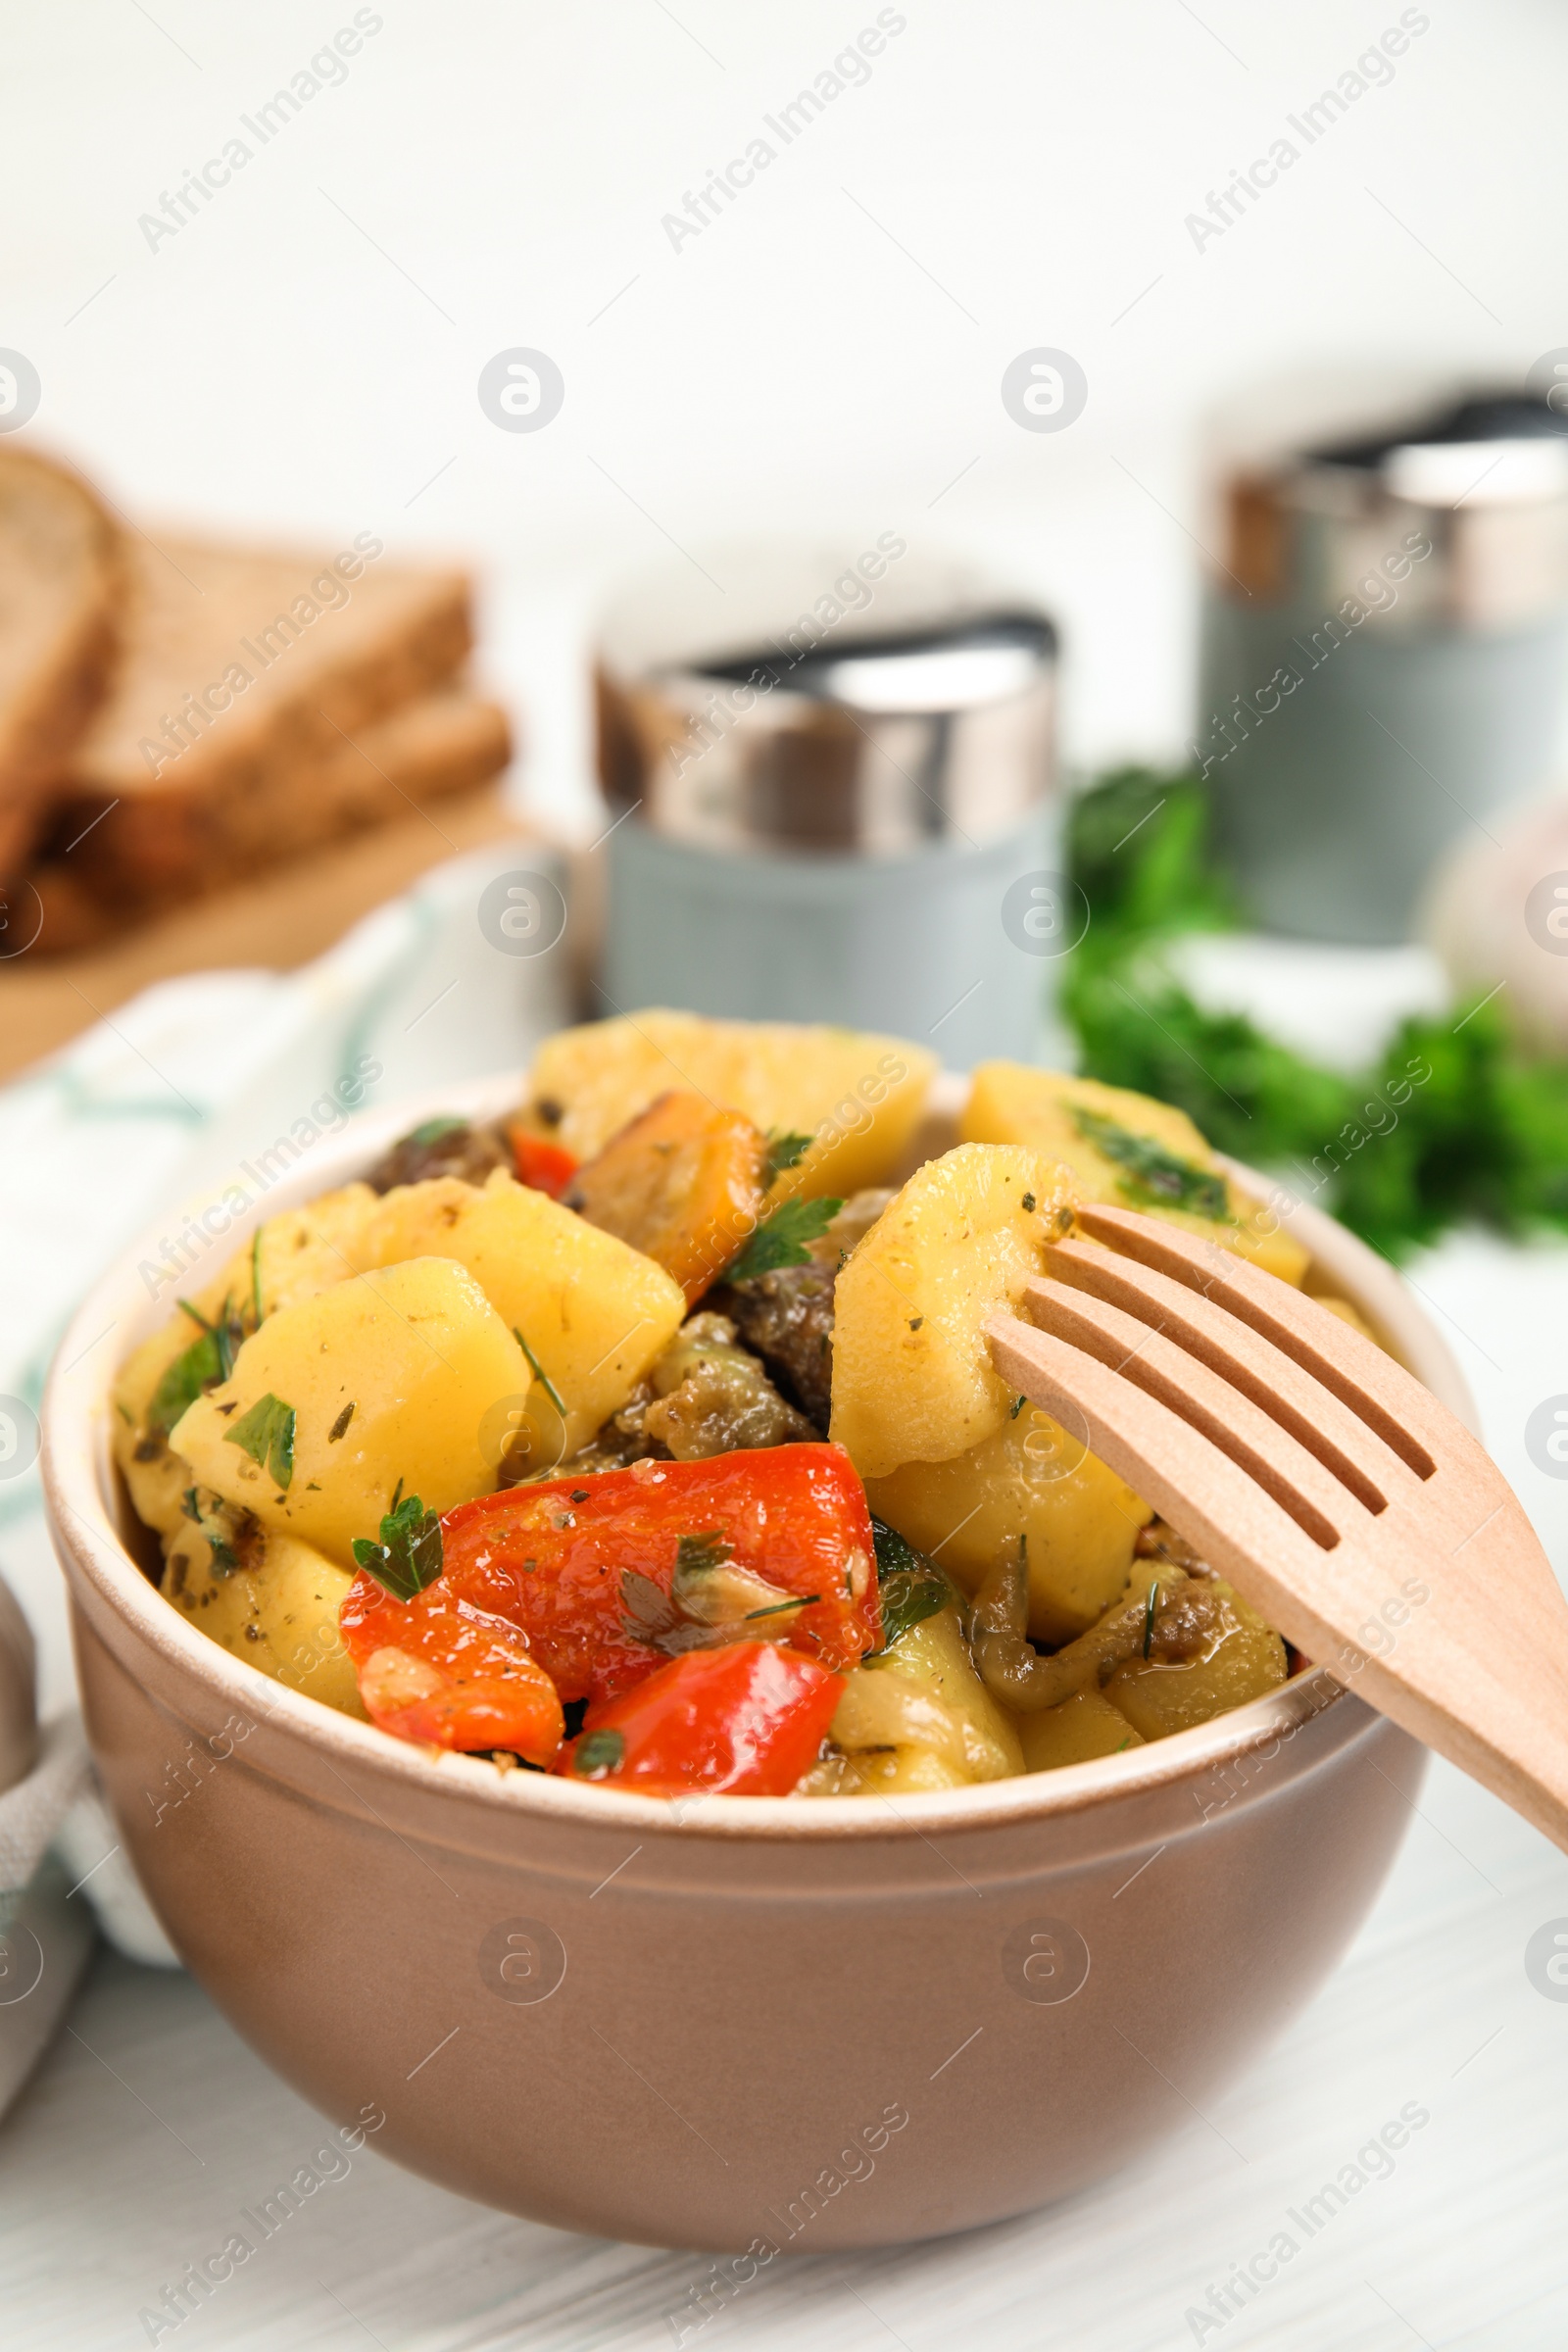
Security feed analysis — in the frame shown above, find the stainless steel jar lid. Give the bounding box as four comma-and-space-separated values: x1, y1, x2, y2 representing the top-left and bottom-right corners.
595, 542, 1056, 855
1215, 390, 1568, 633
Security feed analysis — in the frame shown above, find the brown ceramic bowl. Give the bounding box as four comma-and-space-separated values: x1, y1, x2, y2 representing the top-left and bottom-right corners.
42, 1075, 1473, 2251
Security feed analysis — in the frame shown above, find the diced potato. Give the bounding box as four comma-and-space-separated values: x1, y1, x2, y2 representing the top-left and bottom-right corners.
113, 1318, 210, 1539
172, 1257, 530, 1569
865, 1402, 1151, 1644
1018, 1688, 1143, 1773
162, 1528, 365, 1718
525, 1009, 937, 1202
829, 1143, 1075, 1479
565, 1092, 766, 1305
352, 1169, 685, 1458
961, 1062, 1309, 1287
799, 1745, 971, 1795
856, 1603, 1023, 1781
1103, 1577, 1287, 1739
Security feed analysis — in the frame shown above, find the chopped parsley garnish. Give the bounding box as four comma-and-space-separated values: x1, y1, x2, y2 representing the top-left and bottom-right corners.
223, 1393, 296, 1489
675, 1531, 733, 1576
1142, 1580, 1159, 1658
763, 1129, 813, 1186
327, 1402, 355, 1443
725, 1196, 842, 1282
1073, 1108, 1230, 1222
1009, 1393, 1027, 1418
1022, 1192, 1036, 1212
150, 1293, 248, 1438
351, 1492, 444, 1601
404, 1115, 468, 1148
574, 1729, 625, 1779
865, 1518, 956, 1654
744, 1593, 816, 1620
513, 1326, 566, 1417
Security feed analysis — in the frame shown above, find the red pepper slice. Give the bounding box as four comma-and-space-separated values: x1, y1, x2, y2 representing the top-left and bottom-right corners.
440, 1445, 880, 1705
507, 1129, 578, 1200
338, 1585, 564, 1763
556, 1642, 842, 1796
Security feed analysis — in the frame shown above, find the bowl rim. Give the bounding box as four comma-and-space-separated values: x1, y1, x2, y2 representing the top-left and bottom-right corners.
42, 1062, 1476, 1845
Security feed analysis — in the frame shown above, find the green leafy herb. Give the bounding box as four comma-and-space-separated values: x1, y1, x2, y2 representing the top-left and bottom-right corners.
763, 1129, 813, 1186
148, 1334, 220, 1439
178, 1487, 237, 1574
725, 1196, 842, 1282
744, 1593, 817, 1620
1009, 1394, 1027, 1419
866, 1518, 956, 1654
223, 1393, 296, 1489
404, 1115, 468, 1148
1021, 1192, 1036, 1212
573, 1729, 625, 1780
327, 1402, 355, 1443
675, 1530, 734, 1577
1061, 764, 1568, 1259
1142, 1580, 1159, 1659
513, 1326, 566, 1417
1074, 1107, 1230, 1221
351, 1492, 444, 1601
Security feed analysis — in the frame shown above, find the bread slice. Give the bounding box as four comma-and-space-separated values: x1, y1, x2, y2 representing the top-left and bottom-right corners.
44, 532, 479, 906
0, 448, 122, 875
26, 685, 512, 954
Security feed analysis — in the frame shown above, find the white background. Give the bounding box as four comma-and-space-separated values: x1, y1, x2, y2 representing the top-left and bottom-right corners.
6, 0, 1566, 829
7, 6, 1568, 2349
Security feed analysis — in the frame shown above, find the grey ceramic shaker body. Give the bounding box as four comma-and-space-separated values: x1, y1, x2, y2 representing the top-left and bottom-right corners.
1198, 395, 1568, 945
594, 546, 1062, 1065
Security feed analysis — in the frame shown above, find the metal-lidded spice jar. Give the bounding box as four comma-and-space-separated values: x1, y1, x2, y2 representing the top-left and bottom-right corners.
1199, 389, 1568, 945
593, 544, 1061, 1066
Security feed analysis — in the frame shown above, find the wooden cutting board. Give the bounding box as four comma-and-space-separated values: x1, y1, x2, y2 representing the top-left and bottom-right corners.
0, 787, 527, 1083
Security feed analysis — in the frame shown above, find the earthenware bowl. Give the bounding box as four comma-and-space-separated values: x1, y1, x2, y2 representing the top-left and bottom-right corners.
41, 1073, 1472, 2249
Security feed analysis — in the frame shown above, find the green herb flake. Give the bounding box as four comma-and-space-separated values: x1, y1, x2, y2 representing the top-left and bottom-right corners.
744, 1593, 817, 1620
725, 1196, 843, 1283
573, 1728, 625, 1780
675, 1530, 734, 1577
763, 1129, 813, 1186
223, 1393, 297, 1489
1142, 1580, 1159, 1659
404, 1115, 468, 1148
1074, 1107, 1230, 1222
865, 1518, 956, 1655
327, 1402, 355, 1443
908, 1316, 923, 1332
1021, 1192, 1036, 1212
149, 1332, 221, 1439
351, 1492, 444, 1602
1009, 1393, 1027, 1419
513, 1326, 566, 1416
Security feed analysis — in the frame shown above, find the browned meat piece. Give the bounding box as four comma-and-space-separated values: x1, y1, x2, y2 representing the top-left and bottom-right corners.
710, 1260, 837, 1431
363, 1116, 511, 1195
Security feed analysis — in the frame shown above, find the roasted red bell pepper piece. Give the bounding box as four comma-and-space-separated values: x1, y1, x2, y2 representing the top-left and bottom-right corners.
338, 1585, 564, 1763
440, 1445, 880, 1705
507, 1128, 578, 1200
556, 1642, 842, 1795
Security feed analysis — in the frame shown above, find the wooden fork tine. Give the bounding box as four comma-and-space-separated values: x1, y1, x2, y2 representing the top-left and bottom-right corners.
1071, 1202, 1443, 1481
1006, 1279, 1371, 1553
1032, 1240, 1417, 1516
985, 1307, 1341, 1611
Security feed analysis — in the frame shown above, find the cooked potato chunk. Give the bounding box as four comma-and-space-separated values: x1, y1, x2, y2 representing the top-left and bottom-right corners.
845, 1603, 1023, 1782
1103, 1576, 1287, 1739
161, 1527, 365, 1718
565, 1092, 766, 1304
352, 1169, 685, 1458
525, 1009, 936, 1201
1018, 1688, 1144, 1772
865, 1403, 1150, 1644
798, 1745, 970, 1795
829, 1143, 1074, 1480
171, 1257, 529, 1569
961, 1062, 1309, 1286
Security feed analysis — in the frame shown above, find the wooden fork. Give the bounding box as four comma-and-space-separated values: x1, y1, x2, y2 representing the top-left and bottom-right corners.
986, 1201, 1568, 1855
